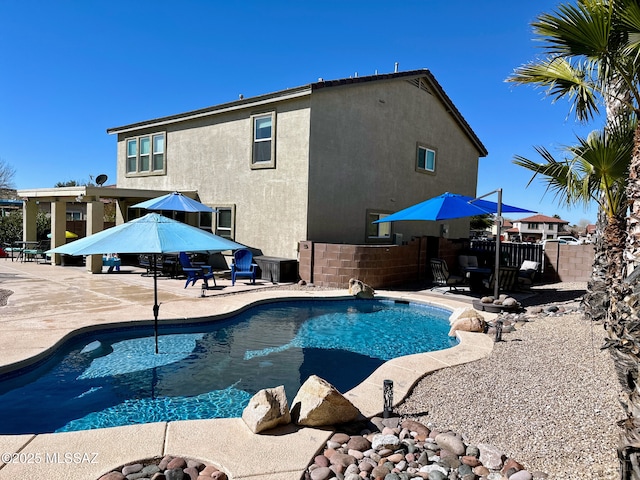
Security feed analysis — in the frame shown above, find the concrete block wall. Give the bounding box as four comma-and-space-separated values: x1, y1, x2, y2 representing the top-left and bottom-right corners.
542, 243, 594, 283
299, 237, 428, 288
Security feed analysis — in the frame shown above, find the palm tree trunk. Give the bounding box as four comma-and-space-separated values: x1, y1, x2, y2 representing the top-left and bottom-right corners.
583, 202, 612, 323
612, 124, 640, 479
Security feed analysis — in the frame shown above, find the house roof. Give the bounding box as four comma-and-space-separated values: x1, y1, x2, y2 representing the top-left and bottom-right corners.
515, 214, 570, 224
106, 69, 488, 157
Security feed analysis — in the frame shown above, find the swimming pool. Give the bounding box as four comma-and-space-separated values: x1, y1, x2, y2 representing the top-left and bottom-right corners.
0, 298, 456, 434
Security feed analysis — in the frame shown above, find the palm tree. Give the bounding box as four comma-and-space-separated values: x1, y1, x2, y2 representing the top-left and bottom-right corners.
508, 0, 640, 475
514, 123, 633, 324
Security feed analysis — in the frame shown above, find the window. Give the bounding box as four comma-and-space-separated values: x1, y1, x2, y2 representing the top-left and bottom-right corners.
366, 211, 392, 242
251, 113, 275, 169
214, 206, 235, 239
66, 211, 82, 221
416, 145, 436, 173
125, 133, 165, 175
527, 223, 539, 229
199, 211, 213, 232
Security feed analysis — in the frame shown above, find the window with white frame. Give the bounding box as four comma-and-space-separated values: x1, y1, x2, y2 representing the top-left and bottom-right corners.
251, 113, 275, 168
126, 133, 165, 175
527, 223, 539, 229
214, 206, 235, 239
416, 144, 436, 173
366, 211, 392, 242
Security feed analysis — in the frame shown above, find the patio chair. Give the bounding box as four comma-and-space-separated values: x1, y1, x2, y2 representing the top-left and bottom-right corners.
23, 240, 50, 264
231, 249, 258, 286
430, 258, 465, 292
517, 260, 540, 289
483, 266, 519, 293
179, 252, 214, 288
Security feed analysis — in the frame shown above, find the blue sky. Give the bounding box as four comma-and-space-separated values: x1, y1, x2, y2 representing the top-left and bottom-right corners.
0, 0, 601, 226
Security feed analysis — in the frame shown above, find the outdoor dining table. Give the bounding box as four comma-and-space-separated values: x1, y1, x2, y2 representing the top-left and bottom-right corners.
463, 266, 492, 292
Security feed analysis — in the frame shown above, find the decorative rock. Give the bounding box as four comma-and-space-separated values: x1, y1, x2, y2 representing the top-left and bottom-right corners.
167, 457, 187, 470
315, 454, 330, 467
164, 468, 184, 480
503, 297, 518, 307
98, 473, 126, 480
371, 434, 401, 450
371, 464, 391, 478
461, 455, 481, 467
434, 432, 466, 456
329, 452, 357, 467
502, 458, 525, 475
473, 466, 490, 476
122, 463, 144, 476
291, 375, 361, 426
210, 471, 227, 480
331, 432, 351, 444
348, 278, 375, 299
347, 435, 372, 451
241, 385, 291, 433
158, 456, 173, 470
509, 471, 534, 480
309, 466, 333, 480
184, 466, 199, 480
481, 296, 495, 304
428, 471, 447, 480
478, 443, 505, 470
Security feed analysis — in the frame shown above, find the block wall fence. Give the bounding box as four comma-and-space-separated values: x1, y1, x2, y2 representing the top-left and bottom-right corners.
298, 238, 594, 288
298, 237, 429, 289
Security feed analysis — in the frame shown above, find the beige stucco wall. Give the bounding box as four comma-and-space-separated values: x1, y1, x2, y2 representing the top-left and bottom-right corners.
307, 78, 480, 244
116, 98, 311, 259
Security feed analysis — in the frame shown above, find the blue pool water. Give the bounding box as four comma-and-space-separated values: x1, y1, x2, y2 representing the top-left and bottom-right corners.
0, 299, 456, 434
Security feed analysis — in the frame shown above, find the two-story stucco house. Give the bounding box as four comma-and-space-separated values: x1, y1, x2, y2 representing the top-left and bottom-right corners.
511, 214, 570, 242
104, 69, 486, 260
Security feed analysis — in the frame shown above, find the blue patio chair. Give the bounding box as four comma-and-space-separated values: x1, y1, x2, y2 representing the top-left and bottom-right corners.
179, 252, 214, 288
231, 249, 258, 286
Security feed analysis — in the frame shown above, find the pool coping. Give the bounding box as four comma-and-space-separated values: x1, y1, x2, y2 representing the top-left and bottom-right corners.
0, 261, 495, 479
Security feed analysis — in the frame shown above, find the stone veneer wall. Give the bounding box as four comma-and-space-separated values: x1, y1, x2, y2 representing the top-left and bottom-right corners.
542, 242, 594, 283
298, 237, 429, 289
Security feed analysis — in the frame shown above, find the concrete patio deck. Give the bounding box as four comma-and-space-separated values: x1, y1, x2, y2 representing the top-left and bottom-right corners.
0, 259, 494, 479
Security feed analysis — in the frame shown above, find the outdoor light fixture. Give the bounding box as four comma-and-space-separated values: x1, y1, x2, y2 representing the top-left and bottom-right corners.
383, 379, 394, 418
495, 319, 503, 342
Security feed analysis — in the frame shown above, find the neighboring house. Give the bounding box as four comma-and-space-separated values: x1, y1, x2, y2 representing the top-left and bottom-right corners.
511, 214, 570, 243
106, 69, 487, 259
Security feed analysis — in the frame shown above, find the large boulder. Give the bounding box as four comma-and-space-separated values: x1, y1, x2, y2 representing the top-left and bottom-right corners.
291, 375, 361, 427
348, 278, 375, 299
448, 308, 486, 336
242, 385, 291, 433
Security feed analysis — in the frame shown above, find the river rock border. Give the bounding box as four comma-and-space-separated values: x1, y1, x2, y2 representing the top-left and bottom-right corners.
97, 455, 227, 480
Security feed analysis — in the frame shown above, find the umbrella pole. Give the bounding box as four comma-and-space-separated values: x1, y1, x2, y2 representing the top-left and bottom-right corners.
153, 254, 160, 354
493, 190, 502, 299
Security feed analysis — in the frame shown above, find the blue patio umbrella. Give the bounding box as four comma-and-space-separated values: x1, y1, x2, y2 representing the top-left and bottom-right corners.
48, 213, 244, 353
373, 192, 533, 223
131, 191, 215, 213
374, 190, 536, 298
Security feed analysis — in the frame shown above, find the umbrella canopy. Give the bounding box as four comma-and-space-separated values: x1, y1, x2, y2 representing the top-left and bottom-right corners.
131, 192, 215, 213
47, 231, 78, 239
374, 192, 534, 223
373, 190, 535, 299
48, 213, 245, 353
48, 213, 240, 255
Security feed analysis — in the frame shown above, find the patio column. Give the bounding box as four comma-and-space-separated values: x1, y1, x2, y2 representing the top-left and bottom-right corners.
22, 199, 38, 242
85, 201, 104, 274
50, 201, 67, 266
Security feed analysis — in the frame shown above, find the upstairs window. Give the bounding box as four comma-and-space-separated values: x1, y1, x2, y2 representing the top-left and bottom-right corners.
126, 133, 165, 175
251, 113, 275, 169
416, 145, 436, 173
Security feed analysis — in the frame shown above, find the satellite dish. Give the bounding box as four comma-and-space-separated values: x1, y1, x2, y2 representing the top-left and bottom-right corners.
95, 174, 108, 186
